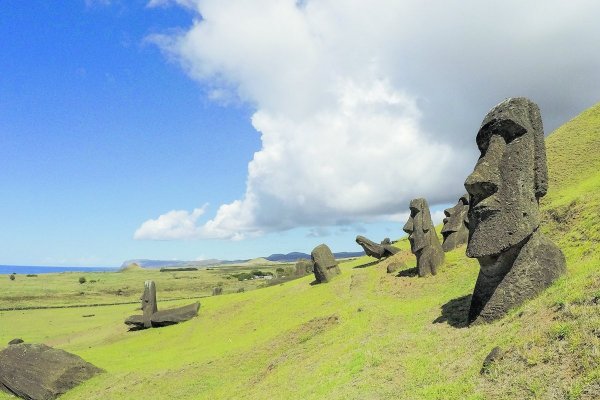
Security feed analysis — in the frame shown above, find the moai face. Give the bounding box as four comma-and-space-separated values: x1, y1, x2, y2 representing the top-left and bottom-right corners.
464, 98, 547, 258
403, 198, 433, 254
441, 194, 469, 241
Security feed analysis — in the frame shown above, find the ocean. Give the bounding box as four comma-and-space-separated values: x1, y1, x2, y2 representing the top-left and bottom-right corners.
0, 265, 118, 275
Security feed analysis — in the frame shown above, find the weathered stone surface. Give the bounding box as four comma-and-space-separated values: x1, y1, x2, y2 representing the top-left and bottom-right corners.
150, 302, 200, 327
480, 346, 502, 374
0, 343, 103, 400
403, 198, 445, 277
386, 262, 405, 274
8, 338, 23, 345
355, 236, 399, 260
311, 244, 340, 283
141, 280, 157, 329
125, 303, 200, 329
212, 287, 223, 296
441, 194, 470, 252
464, 97, 566, 324
294, 259, 314, 276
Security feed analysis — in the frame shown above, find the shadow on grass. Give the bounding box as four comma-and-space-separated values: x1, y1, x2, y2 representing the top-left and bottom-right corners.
396, 267, 419, 277
353, 260, 380, 269
432, 294, 472, 328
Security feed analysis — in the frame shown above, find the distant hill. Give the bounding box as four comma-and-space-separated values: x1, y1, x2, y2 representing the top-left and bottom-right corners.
265, 251, 365, 262
122, 250, 366, 269
120, 259, 222, 269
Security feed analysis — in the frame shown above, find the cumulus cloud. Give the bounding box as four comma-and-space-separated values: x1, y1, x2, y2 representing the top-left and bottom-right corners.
145, 0, 600, 240
134, 206, 207, 240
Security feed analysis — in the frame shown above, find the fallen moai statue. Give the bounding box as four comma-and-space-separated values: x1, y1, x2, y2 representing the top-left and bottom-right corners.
311, 244, 340, 283
0, 342, 103, 400
124, 280, 200, 330
355, 235, 400, 259
403, 198, 445, 277
441, 194, 470, 252
464, 97, 566, 324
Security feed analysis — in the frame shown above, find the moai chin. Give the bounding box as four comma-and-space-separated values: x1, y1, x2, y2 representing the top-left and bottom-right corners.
402, 198, 444, 277
441, 194, 470, 252
464, 97, 566, 324
142, 280, 158, 328
311, 244, 341, 283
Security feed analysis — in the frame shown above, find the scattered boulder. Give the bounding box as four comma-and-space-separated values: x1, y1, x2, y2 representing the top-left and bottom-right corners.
8, 338, 23, 345
441, 194, 470, 252
464, 97, 566, 324
212, 287, 223, 296
480, 346, 503, 374
294, 259, 314, 276
124, 281, 200, 330
355, 235, 399, 260
311, 244, 340, 283
403, 198, 445, 277
386, 262, 405, 274
0, 343, 103, 400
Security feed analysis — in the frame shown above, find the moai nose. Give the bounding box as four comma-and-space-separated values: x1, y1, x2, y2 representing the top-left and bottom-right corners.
403, 218, 413, 234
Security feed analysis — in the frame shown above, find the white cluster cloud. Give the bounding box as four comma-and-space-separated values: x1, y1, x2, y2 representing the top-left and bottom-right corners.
134, 206, 207, 240
138, 0, 600, 240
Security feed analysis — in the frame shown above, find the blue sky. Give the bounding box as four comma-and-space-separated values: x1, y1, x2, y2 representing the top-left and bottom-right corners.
2, 1, 600, 267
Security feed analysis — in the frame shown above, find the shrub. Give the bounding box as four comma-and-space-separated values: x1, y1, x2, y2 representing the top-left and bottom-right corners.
9, 274, 15, 281
79, 276, 86, 284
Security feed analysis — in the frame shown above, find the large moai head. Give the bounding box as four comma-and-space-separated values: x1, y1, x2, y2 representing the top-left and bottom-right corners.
465, 97, 547, 258
441, 194, 470, 252
464, 97, 565, 324
403, 198, 444, 276
311, 244, 341, 283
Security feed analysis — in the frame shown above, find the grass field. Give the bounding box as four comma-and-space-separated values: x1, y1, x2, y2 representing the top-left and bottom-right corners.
1, 102, 599, 399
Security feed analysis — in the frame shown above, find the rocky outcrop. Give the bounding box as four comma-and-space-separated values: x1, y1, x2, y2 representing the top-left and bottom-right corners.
464, 97, 566, 324
0, 343, 103, 400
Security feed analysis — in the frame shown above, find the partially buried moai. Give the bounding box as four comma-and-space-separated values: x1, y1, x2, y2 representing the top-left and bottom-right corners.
464, 97, 566, 324
441, 194, 470, 252
311, 244, 341, 283
403, 198, 444, 277
142, 280, 158, 328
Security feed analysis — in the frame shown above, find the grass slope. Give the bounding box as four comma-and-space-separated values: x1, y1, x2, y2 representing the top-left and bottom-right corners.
1, 103, 599, 399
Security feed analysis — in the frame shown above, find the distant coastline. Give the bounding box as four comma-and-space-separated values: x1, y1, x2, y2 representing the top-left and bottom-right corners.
0, 265, 118, 275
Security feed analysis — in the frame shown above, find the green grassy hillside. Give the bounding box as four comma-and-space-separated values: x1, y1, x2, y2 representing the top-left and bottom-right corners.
1, 103, 599, 399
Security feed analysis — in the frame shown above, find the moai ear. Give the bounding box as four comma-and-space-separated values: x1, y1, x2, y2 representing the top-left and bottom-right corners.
530, 102, 548, 198
422, 204, 433, 233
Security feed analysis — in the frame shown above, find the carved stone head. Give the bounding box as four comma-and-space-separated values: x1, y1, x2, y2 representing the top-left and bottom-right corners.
441, 194, 469, 252
403, 198, 444, 276
464, 97, 548, 258
403, 198, 434, 253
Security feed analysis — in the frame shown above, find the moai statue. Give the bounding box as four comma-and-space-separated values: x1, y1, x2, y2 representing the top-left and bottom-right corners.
441, 194, 470, 252
294, 259, 314, 276
355, 235, 399, 260
464, 97, 566, 324
311, 244, 341, 283
403, 198, 444, 277
142, 280, 158, 329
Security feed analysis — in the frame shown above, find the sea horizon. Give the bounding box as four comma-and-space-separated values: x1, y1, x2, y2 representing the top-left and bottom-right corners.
0, 264, 119, 275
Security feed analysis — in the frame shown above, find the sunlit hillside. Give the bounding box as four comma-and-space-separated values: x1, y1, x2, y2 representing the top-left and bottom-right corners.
1, 102, 599, 399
